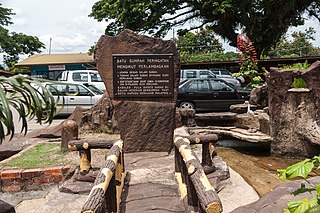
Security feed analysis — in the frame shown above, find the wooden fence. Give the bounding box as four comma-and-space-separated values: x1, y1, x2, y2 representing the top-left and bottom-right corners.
174, 127, 222, 213
81, 139, 125, 213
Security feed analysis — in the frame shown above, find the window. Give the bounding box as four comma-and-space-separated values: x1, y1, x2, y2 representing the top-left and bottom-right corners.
221, 70, 230, 75
46, 84, 66, 95
78, 85, 92, 96
200, 71, 215, 78
186, 80, 210, 92
72, 72, 88, 82
210, 80, 234, 92
90, 72, 103, 82
186, 71, 196, 78
67, 85, 79, 95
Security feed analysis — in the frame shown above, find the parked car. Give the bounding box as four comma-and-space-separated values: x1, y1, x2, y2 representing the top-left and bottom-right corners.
177, 78, 249, 111
180, 69, 241, 89
210, 68, 245, 84
56, 70, 106, 91
34, 81, 104, 115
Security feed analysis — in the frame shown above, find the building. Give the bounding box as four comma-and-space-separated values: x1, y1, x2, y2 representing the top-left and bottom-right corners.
16, 53, 96, 80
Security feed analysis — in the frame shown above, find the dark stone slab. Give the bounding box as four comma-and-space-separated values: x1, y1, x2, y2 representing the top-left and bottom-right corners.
231, 176, 320, 213
120, 182, 184, 213
0, 200, 15, 213
113, 101, 175, 152
59, 179, 93, 194
95, 29, 179, 152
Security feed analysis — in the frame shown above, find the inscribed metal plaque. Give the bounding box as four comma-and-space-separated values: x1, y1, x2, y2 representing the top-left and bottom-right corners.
113, 54, 174, 98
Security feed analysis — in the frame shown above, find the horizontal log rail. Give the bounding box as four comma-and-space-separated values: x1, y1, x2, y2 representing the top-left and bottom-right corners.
174, 135, 222, 213
68, 138, 117, 175
81, 139, 125, 213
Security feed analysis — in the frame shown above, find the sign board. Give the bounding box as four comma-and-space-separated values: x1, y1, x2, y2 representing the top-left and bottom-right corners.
113, 54, 174, 98
48, 65, 65, 71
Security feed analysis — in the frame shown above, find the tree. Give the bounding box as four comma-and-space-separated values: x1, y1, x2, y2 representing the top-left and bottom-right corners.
89, 0, 320, 58
0, 75, 57, 144
269, 28, 320, 58
0, 4, 44, 68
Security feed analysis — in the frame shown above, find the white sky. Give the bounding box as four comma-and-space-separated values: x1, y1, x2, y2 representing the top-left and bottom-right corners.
1, 0, 320, 64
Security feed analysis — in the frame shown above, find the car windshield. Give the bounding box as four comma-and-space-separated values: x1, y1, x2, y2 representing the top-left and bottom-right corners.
83, 83, 104, 95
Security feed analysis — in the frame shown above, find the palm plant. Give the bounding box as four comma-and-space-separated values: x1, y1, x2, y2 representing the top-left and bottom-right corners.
0, 75, 57, 144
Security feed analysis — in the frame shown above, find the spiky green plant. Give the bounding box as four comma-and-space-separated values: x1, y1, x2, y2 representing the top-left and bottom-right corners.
0, 75, 58, 143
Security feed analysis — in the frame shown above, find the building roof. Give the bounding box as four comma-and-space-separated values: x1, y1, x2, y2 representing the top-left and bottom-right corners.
16, 53, 94, 66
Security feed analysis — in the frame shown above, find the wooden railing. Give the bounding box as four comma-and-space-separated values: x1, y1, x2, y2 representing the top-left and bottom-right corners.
81, 139, 126, 213
174, 128, 222, 213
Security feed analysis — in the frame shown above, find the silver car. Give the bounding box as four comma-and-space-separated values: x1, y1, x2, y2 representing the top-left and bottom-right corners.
35, 81, 103, 114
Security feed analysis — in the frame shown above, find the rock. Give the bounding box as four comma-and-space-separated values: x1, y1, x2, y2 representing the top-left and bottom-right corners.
175, 108, 196, 128
27, 107, 86, 139
0, 200, 15, 213
231, 176, 320, 213
257, 112, 270, 135
94, 30, 180, 152
112, 101, 175, 152
249, 84, 268, 108
230, 103, 257, 114
235, 113, 260, 130
268, 61, 320, 157
195, 112, 237, 126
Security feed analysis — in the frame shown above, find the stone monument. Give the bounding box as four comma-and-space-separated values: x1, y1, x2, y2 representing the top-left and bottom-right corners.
94, 29, 179, 152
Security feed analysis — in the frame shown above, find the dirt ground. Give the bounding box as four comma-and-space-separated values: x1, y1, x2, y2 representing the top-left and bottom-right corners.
215, 147, 303, 197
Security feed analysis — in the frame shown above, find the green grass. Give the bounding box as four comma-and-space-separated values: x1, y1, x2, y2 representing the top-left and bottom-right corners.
0, 143, 76, 169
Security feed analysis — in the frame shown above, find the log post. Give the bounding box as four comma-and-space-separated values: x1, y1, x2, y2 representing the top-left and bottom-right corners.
61, 120, 78, 151
174, 136, 222, 213
81, 140, 124, 213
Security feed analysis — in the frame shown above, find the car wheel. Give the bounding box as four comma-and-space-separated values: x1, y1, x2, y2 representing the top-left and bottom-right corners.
179, 101, 195, 109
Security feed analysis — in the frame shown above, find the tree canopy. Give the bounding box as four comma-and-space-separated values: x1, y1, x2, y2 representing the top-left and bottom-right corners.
90, 0, 320, 58
0, 4, 44, 69
269, 28, 320, 58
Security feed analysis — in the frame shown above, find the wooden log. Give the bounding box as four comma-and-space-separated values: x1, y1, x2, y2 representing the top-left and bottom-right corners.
174, 137, 222, 213
81, 140, 123, 213
68, 138, 115, 151
61, 120, 78, 151
79, 149, 91, 175
185, 134, 219, 145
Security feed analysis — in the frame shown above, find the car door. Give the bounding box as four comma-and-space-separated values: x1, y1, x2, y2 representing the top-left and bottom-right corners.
183, 79, 213, 110
65, 84, 93, 113
45, 83, 68, 113
209, 79, 241, 110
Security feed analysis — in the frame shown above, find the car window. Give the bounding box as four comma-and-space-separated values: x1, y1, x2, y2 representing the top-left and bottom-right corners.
72, 72, 88, 82
210, 80, 235, 92
211, 70, 219, 75
199, 71, 215, 78
90, 72, 103, 82
46, 84, 66, 95
83, 83, 104, 95
186, 80, 210, 92
186, 71, 196, 78
221, 70, 230, 75
78, 85, 92, 96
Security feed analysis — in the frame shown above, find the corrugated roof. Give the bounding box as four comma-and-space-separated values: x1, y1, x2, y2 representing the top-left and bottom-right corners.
16, 53, 94, 66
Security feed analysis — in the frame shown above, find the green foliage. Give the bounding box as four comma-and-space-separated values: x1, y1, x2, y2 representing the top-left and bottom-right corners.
283, 61, 311, 70
0, 4, 44, 66
90, 0, 320, 57
277, 156, 320, 213
291, 78, 308, 89
269, 28, 320, 58
0, 75, 57, 144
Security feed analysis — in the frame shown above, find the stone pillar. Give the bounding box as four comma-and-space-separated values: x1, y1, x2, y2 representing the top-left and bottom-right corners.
95, 29, 179, 152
